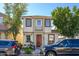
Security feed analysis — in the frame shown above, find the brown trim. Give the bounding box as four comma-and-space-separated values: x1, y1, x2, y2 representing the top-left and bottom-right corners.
48, 34, 55, 44
23, 32, 58, 35
23, 32, 43, 33
22, 16, 52, 20
23, 32, 34, 33
51, 30, 58, 33
44, 32, 57, 34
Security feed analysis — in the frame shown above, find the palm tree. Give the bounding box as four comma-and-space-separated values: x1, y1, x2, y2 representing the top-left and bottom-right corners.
3, 3, 27, 40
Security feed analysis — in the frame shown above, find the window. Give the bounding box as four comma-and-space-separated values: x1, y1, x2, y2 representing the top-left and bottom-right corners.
45, 19, 51, 27
48, 34, 55, 44
26, 18, 32, 27
59, 40, 68, 46
69, 40, 79, 47
26, 35, 31, 42
0, 41, 9, 46
36, 19, 42, 27
12, 42, 16, 46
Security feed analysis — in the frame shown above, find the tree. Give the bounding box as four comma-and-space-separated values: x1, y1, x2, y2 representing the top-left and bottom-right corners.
3, 3, 27, 40
3, 3, 12, 39
51, 6, 79, 38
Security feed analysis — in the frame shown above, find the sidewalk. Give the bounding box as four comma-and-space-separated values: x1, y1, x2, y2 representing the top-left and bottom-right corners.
32, 47, 41, 56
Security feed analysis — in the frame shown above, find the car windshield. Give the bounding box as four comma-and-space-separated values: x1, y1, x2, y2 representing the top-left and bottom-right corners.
54, 40, 63, 45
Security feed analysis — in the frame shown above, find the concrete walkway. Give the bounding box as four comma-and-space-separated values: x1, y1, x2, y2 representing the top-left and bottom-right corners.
32, 47, 41, 56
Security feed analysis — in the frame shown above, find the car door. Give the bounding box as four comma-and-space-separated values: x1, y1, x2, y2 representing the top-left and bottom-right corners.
0, 41, 10, 52
55, 40, 73, 55
70, 40, 79, 55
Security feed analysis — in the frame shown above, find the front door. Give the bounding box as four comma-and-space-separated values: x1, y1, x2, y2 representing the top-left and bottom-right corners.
36, 34, 42, 47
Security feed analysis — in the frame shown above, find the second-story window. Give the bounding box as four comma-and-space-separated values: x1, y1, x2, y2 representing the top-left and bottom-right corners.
26, 18, 32, 27
36, 19, 42, 27
45, 19, 51, 27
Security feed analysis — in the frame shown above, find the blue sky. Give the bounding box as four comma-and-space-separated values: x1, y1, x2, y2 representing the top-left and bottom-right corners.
0, 3, 79, 16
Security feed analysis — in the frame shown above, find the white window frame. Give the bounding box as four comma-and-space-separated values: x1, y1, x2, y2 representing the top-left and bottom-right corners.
26, 35, 31, 42
48, 34, 55, 44
26, 18, 32, 27
36, 19, 42, 27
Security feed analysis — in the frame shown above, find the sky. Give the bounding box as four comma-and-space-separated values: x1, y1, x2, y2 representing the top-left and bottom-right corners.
0, 3, 79, 16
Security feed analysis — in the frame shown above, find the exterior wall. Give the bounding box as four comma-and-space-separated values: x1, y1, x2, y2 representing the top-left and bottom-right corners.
23, 16, 59, 47
54, 33, 59, 43
44, 27, 52, 33
44, 34, 48, 46
24, 32, 44, 48
0, 15, 6, 39
23, 32, 59, 47
23, 17, 52, 33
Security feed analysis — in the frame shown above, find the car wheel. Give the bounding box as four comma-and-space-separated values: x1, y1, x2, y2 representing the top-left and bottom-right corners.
46, 51, 56, 56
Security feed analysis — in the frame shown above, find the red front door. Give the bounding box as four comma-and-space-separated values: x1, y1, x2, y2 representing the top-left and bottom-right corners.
36, 34, 42, 47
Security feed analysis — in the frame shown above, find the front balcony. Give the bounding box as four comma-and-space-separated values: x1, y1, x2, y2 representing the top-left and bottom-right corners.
34, 26, 43, 31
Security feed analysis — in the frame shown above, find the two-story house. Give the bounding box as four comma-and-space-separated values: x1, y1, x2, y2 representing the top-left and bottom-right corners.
22, 16, 60, 48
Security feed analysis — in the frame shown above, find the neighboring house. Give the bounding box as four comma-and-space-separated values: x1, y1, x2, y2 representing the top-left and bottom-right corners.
0, 13, 8, 39
22, 16, 61, 48
0, 12, 23, 44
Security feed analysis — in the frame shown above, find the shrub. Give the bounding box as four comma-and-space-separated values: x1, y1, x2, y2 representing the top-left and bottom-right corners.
23, 47, 33, 54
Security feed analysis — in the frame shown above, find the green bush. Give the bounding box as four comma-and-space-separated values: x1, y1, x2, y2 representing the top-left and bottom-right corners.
23, 47, 33, 54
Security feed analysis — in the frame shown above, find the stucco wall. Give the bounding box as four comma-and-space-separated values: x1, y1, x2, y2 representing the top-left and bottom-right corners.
44, 27, 52, 33
44, 34, 48, 46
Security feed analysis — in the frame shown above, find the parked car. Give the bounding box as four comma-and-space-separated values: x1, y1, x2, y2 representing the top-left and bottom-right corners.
0, 39, 21, 56
43, 39, 79, 56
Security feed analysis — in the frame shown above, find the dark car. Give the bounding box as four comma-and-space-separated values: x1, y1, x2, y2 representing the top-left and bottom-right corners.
44, 39, 79, 56
0, 40, 20, 56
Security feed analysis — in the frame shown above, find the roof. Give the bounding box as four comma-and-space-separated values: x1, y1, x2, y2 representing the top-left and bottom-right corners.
0, 12, 6, 17
0, 24, 8, 31
22, 16, 52, 19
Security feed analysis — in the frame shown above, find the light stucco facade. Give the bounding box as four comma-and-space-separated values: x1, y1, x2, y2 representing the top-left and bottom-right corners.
22, 16, 59, 48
